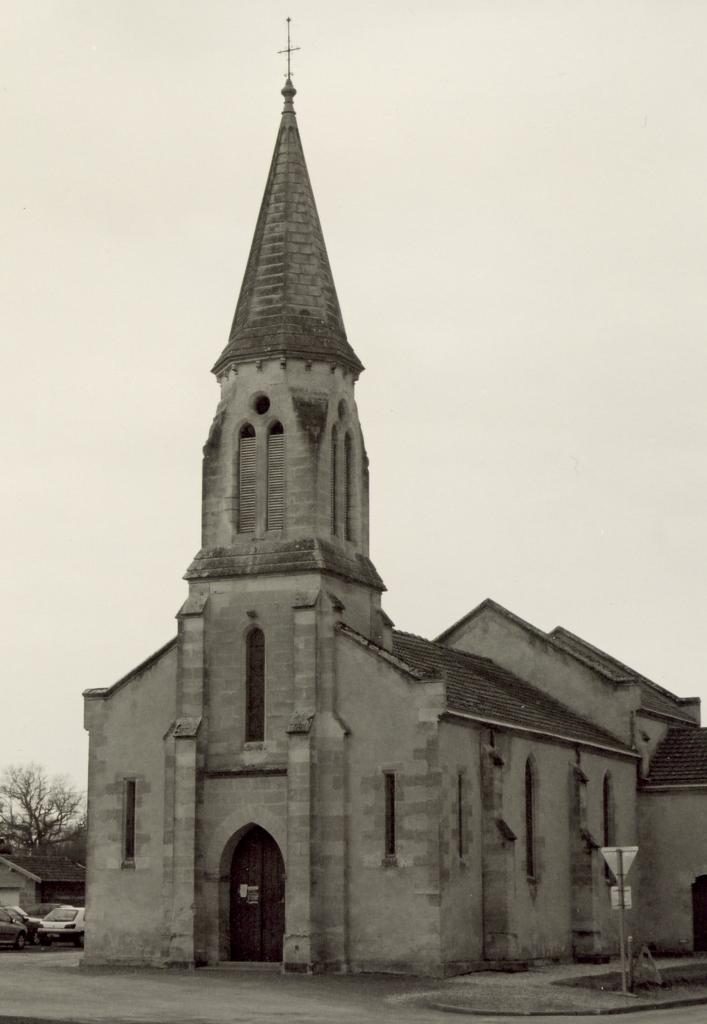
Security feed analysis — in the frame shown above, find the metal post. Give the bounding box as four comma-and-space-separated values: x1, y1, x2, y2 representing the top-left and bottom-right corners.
617, 848, 627, 994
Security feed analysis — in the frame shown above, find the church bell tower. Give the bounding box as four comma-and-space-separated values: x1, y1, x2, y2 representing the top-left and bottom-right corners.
185, 76, 383, 608
169, 75, 385, 971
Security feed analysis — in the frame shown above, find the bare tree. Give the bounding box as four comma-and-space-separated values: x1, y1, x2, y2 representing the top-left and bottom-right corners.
0, 763, 85, 852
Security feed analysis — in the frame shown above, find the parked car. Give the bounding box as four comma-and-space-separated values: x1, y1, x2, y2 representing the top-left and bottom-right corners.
1, 906, 41, 945
27, 903, 65, 918
38, 906, 85, 948
0, 907, 27, 949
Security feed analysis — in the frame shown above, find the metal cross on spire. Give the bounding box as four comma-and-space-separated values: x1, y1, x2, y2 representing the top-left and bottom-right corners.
277, 17, 300, 79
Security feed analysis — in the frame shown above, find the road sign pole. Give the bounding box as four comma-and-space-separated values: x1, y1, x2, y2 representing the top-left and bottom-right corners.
600, 845, 637, 996
617, 848, 627, 994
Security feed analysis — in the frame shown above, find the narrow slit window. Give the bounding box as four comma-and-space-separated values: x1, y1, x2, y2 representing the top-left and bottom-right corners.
344, 432, 354, 541
267, 422, 285, 529
331, 425, 338, 535
525, 759, 536, 879
603, 773, 614, 879
123, 779, 136, 862
246, 628, 265, 742
384, 772, 396, 857
457, 772, 464, 858
238, 424, 256, 532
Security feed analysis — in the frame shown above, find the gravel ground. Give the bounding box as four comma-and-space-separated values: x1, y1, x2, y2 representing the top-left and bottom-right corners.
424, 957, 707, 1015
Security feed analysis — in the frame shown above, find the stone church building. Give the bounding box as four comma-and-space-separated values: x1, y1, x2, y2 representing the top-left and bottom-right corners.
83, 77, 707, 974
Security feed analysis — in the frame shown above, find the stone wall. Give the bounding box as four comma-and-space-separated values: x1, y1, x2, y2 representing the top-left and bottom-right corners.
638, 789, 707, 952
337, 632, 446, 975
438, 720, 484, 969
83, 644, 177, 964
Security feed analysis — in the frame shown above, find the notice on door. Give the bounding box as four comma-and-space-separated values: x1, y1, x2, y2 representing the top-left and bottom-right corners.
239, 884, 248, 898
246, 885, 259, 904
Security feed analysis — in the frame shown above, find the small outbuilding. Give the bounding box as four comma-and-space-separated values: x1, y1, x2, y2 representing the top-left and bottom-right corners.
0, 854, 85, 910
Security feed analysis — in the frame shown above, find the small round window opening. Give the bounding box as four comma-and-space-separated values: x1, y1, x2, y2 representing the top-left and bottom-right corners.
254, 395, 270, 415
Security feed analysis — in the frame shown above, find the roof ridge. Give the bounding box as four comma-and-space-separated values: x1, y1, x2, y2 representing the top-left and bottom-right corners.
435, 599, 628, 685
551, 626, 695, 706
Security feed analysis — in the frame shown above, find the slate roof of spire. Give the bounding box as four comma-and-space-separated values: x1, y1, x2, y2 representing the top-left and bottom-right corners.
213, 78, 363, 376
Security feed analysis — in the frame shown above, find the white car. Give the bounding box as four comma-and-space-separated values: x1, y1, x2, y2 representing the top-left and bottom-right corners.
38, 906, 85, 948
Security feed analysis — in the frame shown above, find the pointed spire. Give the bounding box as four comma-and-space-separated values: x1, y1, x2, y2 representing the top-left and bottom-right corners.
213, 80, 363, 377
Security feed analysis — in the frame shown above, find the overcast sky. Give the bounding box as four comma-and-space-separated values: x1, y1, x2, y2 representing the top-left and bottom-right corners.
3, 1, 707, 790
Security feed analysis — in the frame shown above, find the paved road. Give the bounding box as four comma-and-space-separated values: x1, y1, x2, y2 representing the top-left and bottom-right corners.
0, 949, 705, 1024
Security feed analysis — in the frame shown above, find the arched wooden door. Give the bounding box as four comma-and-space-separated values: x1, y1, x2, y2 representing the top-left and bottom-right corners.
693, 875, 707, 952
230, 826, 285, 961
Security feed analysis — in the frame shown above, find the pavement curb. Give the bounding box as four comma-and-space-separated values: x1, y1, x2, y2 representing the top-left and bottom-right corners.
426, 993, 707, 1016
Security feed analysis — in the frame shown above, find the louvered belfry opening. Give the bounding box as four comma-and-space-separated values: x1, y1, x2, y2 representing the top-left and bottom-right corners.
245, 628, 265, 742
344, 432, 353, 541
331, 424, 338, 535
267, 422, 285, 530
238, 424, 257, 532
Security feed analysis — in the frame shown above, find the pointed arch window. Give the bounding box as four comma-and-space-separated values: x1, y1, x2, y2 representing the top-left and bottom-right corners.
245, 628, 265, 743
602, 772, 615, 879
331, 425, 338, 535
238, 424, 257, 532
344, 432, 354, 541
525, 758, 536, 879
267, 422, 285, 530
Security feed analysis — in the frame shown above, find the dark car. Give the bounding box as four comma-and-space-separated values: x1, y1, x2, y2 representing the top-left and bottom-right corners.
1, 906, 41, 945
0, 908, 27, 949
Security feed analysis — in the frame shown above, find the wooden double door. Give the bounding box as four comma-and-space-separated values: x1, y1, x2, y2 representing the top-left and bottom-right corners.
693, 875, 707, 952
230, 826, 285, 961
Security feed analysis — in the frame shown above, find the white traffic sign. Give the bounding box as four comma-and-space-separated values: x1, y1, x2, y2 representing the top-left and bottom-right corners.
600, 846, 638, 880
611, 885, 632, 910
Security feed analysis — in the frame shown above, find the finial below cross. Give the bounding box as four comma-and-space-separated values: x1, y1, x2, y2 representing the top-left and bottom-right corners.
277, 17, 300, 79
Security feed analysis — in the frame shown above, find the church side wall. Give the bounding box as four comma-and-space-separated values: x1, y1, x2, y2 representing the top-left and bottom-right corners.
638, 789, 707, 952
495, 733, 573, 960
337, 638, 445, 975
462, 729, 637, 963
572, 749, 637, 957
83, 646, 177, 964
437, 720, 484, 968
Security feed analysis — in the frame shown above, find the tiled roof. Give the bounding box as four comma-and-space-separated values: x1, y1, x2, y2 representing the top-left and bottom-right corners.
2, 855, 85, 882
213, 79, 363, 377
550, 627, 697, 724
643, 728, 707, 787
392, 630, 633, 754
